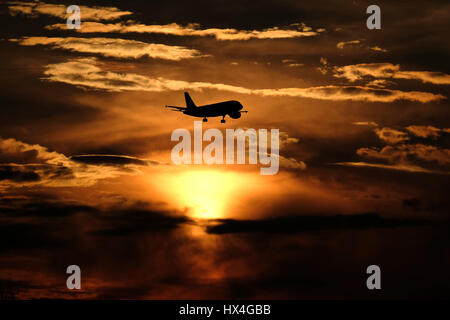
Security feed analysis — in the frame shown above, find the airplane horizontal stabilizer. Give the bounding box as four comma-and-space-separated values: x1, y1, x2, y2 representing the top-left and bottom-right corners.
165, 105, 186, 111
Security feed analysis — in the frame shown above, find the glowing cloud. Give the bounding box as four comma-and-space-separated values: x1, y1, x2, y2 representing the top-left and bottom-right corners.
41, 58, 445, 103
10, 37, 204, 60
334, 63, 450, 85
45, 21, 325, 40
8, 1, 132, 21
336, 40, 362, 49
374, 128, 409, 144
406, 125, 450, 138
0, 138, 150, 188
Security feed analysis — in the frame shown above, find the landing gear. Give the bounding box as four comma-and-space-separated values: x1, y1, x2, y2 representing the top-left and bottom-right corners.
203, 118, 208, 122
221, 115, 226, 123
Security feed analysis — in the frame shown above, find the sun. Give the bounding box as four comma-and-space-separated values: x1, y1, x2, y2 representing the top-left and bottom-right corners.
167, 169, 243, 219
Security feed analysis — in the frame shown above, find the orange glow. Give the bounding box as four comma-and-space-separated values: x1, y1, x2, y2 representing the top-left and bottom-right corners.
166, 169, 244, 219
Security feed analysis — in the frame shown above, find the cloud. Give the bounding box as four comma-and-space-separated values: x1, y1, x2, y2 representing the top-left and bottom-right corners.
334, 161, 445, 174
10, 37, 204, 60
0, 197, 96, 218
279, 132, 300, 148
336, 41, 388, 53
0, 138, 151, 188
357, 144, 450, 168
352, 121, 378, 127
343, 125, 450, 174
278, 156, 307, 170
89, 207, 190, 237
206, 213, 429, 234
374, 128, 409, 144
369, 46, 388, 53
0, 137, 68, 165
0, 165, 41, 183
406, 125, 450, 139
317, 57, 329, 75
45, 21, 325, 40
41, 58, 445, 103
0, 198, 189, 255
8, 1, 132, 21
334, 63, 450, 85
70, 155, 153, 166
366, 79, 392, 88
275, 132, 306, 169
336, 40, 362, 49
281, 59, 303, 67
287, 63, 304, 67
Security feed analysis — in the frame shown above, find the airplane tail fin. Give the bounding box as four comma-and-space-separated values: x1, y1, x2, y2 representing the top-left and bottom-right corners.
184, 92, 196, 109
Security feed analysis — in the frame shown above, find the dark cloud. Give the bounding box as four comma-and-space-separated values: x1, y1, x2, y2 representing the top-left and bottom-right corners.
402, 197, 421, 209
0, 165, 41, 182
0, 279, 33, 300
89, 208, 190, 236
206, 213, 429, 234
0, 197, 190, 253
70, 154, 149, 166
0, 222, 62, 252
0, 197, 96, 218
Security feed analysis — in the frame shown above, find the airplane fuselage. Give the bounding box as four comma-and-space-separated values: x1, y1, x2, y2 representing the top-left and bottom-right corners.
183, 100, 242, 118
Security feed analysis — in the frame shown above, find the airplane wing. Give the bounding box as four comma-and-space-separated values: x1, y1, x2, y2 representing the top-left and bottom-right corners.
165, 105, 186, 112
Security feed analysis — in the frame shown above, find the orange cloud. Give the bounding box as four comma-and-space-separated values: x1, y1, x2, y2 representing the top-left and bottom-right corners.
41, 58, 445, 103
406, 125, 449, 139
336, 40, 362, 49
0, 138, 150, 188
334, 161, 445, 174
369, 46, 388, 53
8, 1, 132, 21
374, 128, 409, 144
45, 21, 325, 40
334, 63, 450, 85
357, 144, 450, 168
10, 37, 204, 60
352, 121, 378, 126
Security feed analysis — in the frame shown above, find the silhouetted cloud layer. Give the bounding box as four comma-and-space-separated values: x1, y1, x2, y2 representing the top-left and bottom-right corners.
357, 144, 450, 168
0, 138, 152, 187
339, 124, 450, 174
334, 161, 446, 174
206, 213, 429, 234
70, 155, 150, 166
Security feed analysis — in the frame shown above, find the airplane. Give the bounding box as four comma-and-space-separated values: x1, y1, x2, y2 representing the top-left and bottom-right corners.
165, 92, 247, 123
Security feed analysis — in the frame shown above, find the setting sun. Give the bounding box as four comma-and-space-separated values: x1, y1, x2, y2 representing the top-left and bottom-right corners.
167, 169, 245, 219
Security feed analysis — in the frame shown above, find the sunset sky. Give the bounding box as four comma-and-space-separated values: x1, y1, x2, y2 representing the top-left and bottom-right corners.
0, 0, 449, 299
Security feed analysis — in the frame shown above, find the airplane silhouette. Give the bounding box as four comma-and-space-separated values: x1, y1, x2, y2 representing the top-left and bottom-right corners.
166, 92, 247, 123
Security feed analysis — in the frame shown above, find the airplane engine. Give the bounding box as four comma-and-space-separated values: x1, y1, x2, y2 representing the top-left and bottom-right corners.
229, 111, 241, 119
